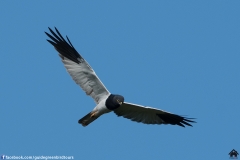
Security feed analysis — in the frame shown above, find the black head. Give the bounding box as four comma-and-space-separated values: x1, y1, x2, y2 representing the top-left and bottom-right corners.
105, 94, 124, 110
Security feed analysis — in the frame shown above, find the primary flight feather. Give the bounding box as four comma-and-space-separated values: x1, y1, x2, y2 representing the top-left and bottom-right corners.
45, 27, 196, 127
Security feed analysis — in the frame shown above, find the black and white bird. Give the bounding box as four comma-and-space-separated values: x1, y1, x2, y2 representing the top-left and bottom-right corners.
45, 27, 196, 127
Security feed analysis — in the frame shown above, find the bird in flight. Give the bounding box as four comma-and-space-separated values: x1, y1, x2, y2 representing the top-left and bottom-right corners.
45, 27, 196, 127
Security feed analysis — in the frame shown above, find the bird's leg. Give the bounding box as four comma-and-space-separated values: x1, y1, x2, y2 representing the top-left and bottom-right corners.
90, 111, 97, 118
80, 111, 98, 127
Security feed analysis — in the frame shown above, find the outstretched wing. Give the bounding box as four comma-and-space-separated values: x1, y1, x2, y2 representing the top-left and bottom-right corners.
114, 102, 195, 127
45, 27, 110, 104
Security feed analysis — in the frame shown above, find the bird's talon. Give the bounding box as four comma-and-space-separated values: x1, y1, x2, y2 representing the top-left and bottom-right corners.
90, 112, 96, 118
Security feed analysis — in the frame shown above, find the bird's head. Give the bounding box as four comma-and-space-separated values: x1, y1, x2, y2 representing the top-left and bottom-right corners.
105, 94, 124, 110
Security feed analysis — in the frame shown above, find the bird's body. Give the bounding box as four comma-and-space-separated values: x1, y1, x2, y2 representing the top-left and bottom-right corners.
45, 27, 196, 127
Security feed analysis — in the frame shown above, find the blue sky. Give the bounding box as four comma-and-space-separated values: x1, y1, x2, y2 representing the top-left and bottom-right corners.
1, 1, 240, 160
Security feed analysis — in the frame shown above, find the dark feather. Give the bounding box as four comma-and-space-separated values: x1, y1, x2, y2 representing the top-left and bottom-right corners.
157, 113, 196, 127
45, 27, 83, 64
78, 112, 99, 127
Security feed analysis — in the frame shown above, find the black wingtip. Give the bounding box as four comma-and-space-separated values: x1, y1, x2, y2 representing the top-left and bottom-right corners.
45, 27, 83, 64
157, 114, 196, 127
46, 40, 56, 46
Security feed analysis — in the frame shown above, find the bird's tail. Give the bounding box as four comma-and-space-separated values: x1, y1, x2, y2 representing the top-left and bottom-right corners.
78, 111, 99, 127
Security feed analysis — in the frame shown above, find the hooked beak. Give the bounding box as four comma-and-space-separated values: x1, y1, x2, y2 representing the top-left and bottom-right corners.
117, 99, 123, 105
